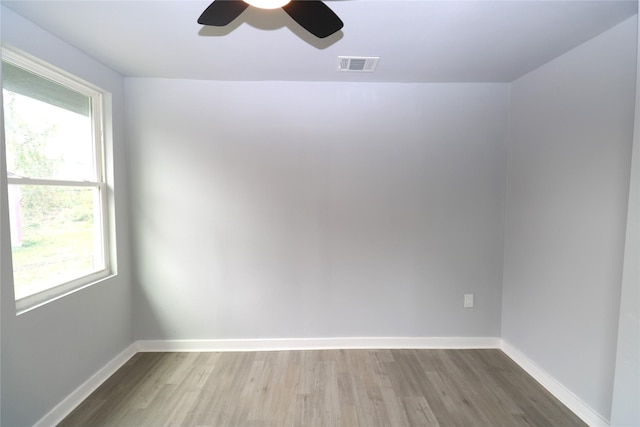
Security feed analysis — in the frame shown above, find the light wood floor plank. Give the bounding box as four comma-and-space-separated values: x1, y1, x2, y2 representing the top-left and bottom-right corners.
59, 349, 587, 427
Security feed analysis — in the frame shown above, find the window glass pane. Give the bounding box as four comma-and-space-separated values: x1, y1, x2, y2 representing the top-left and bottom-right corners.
3, 87, 94, 181
10, 185, 104, 300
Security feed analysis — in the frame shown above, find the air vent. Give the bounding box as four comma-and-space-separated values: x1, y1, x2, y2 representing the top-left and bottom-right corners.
337, 56, 380, 72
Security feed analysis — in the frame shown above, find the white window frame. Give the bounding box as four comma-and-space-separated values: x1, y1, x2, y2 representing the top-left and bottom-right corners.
2, 46, 112, 313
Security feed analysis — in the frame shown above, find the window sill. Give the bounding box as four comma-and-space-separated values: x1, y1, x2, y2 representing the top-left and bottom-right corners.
16, 270, 116, 315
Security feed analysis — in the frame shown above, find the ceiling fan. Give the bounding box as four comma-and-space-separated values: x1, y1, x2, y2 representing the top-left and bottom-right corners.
198, 0, 344, 39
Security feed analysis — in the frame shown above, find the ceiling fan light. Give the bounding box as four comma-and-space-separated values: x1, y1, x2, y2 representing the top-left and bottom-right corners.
244, 0, 291, 9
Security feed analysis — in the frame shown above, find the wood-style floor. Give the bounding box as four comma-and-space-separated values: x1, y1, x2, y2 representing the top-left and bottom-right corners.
59, 349, 587, 427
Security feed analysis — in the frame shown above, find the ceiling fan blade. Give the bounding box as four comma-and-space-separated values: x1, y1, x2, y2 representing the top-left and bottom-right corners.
198, 0, 249, 26
282, 1, 343, 38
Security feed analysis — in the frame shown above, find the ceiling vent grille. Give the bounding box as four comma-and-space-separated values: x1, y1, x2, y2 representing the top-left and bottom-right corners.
337, 56, 380, 72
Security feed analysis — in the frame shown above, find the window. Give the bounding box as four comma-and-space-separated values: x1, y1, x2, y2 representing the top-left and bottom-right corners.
2, 48, 111, 312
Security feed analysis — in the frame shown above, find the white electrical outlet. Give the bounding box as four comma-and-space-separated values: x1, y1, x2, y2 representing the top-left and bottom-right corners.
464, 294, 474, 308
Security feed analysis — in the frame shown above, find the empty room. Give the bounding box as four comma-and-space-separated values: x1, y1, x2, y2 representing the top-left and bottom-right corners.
0, 0, 638, 426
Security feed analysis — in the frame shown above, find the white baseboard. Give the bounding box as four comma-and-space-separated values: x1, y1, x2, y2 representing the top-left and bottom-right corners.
33, 343, 137, 427
500, 340, 609, 427
135, 336, 501, 352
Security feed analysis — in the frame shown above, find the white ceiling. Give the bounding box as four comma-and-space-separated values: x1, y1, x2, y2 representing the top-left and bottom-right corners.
2, 0, 637, 82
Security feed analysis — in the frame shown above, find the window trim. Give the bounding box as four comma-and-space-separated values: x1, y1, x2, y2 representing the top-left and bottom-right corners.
2, 46, 113, 313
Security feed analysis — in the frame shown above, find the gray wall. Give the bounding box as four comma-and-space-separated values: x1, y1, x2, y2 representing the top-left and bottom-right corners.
0, 7, 133, 426
502, 17, 637, 420
127, 80, 509, 340
611, 14, 640, 427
